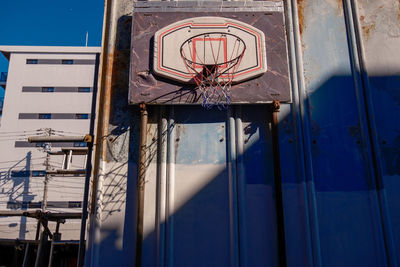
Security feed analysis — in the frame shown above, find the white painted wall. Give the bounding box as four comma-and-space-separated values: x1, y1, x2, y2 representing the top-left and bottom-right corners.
0, 46, 100, 240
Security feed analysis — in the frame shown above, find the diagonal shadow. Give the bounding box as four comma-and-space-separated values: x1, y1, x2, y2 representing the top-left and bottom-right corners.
91, 15, 400, 266
92, 73, 400, 267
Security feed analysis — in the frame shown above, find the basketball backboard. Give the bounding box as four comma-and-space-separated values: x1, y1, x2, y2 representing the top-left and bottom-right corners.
153, 17, 267, 84
129, 12, 291, 104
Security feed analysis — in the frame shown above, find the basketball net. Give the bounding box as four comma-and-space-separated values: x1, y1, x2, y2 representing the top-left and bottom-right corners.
180, 33, 246, 109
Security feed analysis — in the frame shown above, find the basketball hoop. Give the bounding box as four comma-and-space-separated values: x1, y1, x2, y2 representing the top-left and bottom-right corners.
180, 32, 246, 109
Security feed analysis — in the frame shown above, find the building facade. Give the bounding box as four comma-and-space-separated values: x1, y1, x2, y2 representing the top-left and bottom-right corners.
0, 46, 100, 242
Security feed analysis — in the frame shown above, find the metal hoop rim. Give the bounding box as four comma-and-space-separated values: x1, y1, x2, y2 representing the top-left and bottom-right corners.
179, 32, 247, 68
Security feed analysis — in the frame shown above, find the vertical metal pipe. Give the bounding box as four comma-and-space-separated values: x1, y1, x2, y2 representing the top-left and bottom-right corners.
157, 106, 167, 267
34, 230, 49, 267
227, 106, 239, 267
22, 243, 30, 267
55, 221, 60, 235
35, 222, 40, 240
284, 0, 314, 264
13, 242, 19, 267
84, 154, 88, 169
66, 150, 72, 170
42, 131, 51, 213
166, 106, 175, 267
42, 165, 49, 211
77, 52, 100, 267
48, 223, 61, 267
270, 101, 287, 267
85, 0, 114, 264
39, 135, 51, 240
48, 241, 55, 267
290, 1, 323, 265
235, 105, 247, 267
136, 103, 148, 267
69, 150, 73, 169
62, 153, 67, 169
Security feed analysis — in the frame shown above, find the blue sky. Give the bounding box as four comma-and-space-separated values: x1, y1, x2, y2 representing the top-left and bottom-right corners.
0, 0, 105, 97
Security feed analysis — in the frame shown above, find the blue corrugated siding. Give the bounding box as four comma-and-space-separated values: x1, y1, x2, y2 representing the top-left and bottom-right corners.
373, 75, 400, 260
298, 1, 387, 266
278, 0, 399, 266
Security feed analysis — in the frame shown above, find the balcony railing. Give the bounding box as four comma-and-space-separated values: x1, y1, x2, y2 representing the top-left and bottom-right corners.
0, 72, 7, 83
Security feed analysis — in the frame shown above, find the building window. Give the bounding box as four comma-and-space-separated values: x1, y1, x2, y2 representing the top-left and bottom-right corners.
78, 87, 91, 92
74, 142, 87, 147
11, 171, 30, 177
15, 141, 75, 148
75, 113, 89, 119
32, 171, 46, 177
11, 170, 46, 177
20, 113, 91, 119
26, 59, 38, 64
38, 113, 51, 119
35, 142, 44, 147
62, 59, 74, 65
42, 87, 54, 92
7, 201, 83, 209
68, 201, 82, 208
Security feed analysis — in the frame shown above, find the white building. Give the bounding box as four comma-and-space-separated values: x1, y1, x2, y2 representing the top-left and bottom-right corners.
0, 46, 100, 241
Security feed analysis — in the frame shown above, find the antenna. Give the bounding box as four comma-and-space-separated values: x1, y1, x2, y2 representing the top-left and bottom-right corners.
85, 31, 88, 47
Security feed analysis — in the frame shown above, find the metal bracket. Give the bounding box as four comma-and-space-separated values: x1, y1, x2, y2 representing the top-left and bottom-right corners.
270, 100, 281, 113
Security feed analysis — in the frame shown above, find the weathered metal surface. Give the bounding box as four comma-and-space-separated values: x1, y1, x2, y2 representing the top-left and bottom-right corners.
133, 1, 284, 12
293, 0, 389, 266
86, 0, 400, 266
85, 1, 137, 267
355, 0, 400, 264
129, 11, 291, 104
135, 103, 148, 267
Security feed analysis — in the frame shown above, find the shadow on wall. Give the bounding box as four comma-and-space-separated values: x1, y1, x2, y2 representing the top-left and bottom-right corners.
93, 72, 400, 267
91, 12, 400, 267
0, 152, 35, 239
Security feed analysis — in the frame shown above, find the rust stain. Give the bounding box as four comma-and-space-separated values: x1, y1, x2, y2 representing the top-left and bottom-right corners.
337, 0, 343, 10
360, 15, 365, 22
102, 50, 116, 161
362, 24, 376, 39
297, 0, 305, 36
398, 0, 400, 20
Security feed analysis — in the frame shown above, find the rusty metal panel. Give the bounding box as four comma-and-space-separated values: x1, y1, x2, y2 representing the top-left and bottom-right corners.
129, 11, 291, 104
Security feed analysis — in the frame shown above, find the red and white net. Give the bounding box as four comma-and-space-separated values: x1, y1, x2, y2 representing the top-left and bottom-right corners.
180, 33, 246, 109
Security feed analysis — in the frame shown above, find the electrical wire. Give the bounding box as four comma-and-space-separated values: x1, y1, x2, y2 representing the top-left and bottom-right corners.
0, 129, 44, 135
51, 129, 87, 135
0, 132, 45, 137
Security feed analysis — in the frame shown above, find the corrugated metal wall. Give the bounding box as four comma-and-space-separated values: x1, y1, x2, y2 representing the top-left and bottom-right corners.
85, 0, 400, 266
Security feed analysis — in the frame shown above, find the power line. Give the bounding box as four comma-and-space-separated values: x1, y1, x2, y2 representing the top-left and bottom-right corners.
52, 129, 86, 134
0, 129, 44, 135
0, 132, 45, 137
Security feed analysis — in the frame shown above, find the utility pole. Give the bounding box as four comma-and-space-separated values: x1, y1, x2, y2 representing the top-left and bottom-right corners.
35, 128, 52, 267
27, 130, 93, 266
42, 128, 52, 212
